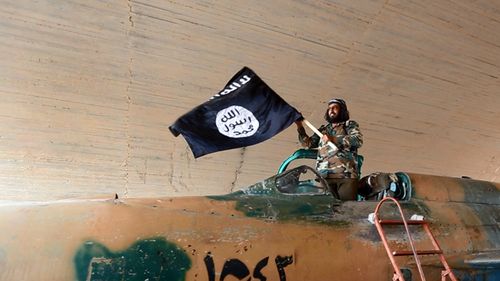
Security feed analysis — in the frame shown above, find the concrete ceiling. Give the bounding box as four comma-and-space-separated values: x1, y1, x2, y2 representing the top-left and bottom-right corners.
0, 0, 499, 200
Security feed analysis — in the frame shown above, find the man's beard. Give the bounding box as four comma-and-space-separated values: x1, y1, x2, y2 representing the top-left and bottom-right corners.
324, 109, 342, 123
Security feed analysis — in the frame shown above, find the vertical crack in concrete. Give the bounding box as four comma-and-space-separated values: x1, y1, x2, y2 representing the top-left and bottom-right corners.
230, 148, 246, 192
124, 89, 132, 198
127, 0, 135, 27
123, 0, 135, 197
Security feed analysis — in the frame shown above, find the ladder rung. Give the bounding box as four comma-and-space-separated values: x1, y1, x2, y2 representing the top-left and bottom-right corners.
392, 249, 442, 256
379, 219, 426, 225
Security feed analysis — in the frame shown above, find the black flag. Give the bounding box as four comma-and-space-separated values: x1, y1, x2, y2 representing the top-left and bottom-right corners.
169, 67, 302, 158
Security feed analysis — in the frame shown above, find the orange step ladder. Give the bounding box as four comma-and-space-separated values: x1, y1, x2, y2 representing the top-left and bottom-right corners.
373, 197, 458, 281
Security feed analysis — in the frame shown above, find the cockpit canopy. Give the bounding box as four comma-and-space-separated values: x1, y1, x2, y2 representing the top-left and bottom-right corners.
275, 165, 336, 196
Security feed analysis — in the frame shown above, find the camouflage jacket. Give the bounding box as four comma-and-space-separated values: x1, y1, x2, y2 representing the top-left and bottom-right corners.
298, 120, 363, 179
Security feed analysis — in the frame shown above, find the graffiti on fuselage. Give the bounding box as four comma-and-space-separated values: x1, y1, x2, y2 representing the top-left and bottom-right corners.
74, 238, 191, 281
75, 238, 293, 281
204, 253, 293, 281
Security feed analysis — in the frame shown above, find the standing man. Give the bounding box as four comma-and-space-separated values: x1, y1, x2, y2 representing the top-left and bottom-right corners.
296, 98, 363, 200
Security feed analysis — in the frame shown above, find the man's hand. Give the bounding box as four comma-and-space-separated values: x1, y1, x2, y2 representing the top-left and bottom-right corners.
296, 119, 309, 147
322, 134, 339, 145
295, 120, 304, 128
321, 134, 330, 143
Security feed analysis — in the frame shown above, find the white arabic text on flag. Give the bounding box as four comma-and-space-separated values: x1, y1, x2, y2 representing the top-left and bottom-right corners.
169, 67, 303, 158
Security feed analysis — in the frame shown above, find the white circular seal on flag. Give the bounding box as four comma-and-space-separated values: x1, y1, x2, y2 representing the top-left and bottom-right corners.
215, 105, 259, 138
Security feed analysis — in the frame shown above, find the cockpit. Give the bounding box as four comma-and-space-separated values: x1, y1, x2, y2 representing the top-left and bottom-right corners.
273, 149, 412, 201
275, 165, 335, 196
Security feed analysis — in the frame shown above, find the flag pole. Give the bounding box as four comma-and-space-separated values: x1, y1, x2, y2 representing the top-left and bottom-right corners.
302, 119, 338, 151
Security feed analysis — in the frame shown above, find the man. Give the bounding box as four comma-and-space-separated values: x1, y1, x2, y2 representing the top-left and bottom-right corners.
296, 98, 363, 200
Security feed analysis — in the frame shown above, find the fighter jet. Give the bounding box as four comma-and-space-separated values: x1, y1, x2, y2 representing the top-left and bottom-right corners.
0, 149, 498, 281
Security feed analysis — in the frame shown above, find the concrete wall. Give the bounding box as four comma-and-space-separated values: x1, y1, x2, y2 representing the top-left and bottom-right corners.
0, 0, 499, 200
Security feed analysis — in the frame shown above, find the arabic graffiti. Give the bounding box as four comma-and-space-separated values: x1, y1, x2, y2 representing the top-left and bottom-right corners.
211, 75, 252, 100
74, 238, 191, 281
204, 254, 293, 281
275, 255, 294, 281
74, 238, 293, 281
216, 105, 260, 138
